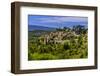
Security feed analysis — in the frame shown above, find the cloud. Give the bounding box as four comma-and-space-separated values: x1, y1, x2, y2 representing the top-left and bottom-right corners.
31, 16, 88, 24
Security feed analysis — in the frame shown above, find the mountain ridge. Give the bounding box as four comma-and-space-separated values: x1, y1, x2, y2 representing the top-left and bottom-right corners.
28, 25, 56, 31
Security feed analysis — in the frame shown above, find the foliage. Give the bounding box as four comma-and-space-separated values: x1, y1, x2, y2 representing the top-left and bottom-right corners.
28, 25, 88, 60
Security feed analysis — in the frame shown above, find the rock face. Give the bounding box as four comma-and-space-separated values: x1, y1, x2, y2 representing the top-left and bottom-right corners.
39, 30, 78, 45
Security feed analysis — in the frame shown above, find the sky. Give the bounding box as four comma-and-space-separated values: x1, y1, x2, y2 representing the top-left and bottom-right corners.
28, 15, 88, 28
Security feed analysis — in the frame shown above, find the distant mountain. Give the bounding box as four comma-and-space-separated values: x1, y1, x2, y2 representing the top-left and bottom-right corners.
28, 25, 56, 31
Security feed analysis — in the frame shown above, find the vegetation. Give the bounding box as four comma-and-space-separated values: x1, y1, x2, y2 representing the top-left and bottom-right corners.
28, 25, 88, 60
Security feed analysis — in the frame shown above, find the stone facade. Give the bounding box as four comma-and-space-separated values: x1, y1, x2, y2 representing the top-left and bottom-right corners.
39, 31, 77, 45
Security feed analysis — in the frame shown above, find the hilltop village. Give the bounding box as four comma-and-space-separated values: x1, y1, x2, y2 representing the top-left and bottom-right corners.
28, 25, 88, 60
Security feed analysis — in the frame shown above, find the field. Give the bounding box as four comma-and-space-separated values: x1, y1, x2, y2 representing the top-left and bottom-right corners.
28, 25, 88, 60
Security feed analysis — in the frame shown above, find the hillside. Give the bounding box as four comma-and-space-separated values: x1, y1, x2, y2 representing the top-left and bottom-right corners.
28, 25, 88, 60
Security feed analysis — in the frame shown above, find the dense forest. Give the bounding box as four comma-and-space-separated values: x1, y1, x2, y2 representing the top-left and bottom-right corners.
28, 25, 88, 60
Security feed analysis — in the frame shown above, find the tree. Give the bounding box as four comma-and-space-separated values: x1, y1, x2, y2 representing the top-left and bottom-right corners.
63, 27, 70, 31
72, 25, 87, 34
